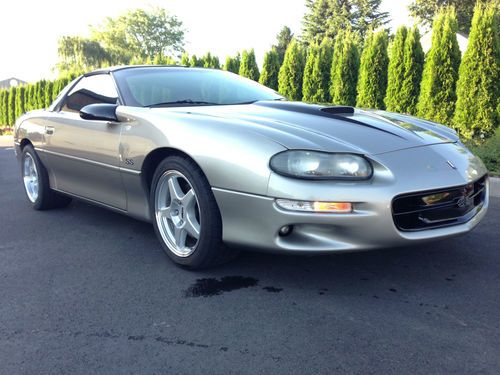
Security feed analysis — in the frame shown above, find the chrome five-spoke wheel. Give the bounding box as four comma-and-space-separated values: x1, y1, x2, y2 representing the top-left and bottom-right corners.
23, 153, 39, 203
154, 170, 201, 257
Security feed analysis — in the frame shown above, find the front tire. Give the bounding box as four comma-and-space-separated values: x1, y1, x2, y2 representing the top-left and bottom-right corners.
21, 145, 72, 210
150, 155, 235, 269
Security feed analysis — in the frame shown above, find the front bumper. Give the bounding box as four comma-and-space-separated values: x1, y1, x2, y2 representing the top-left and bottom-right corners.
212, 143, 490, 253
212, 180, 489, 253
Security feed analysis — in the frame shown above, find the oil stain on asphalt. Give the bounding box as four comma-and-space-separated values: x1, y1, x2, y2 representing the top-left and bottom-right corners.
184, 276, 259, 297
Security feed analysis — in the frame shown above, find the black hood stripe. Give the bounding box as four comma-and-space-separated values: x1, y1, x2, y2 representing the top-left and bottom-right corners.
254, 101, 406, 140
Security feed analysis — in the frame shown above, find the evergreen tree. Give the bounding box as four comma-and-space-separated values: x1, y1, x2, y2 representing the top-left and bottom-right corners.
302, 0, 389, 44
180, 52, 190, 66
224, 53, 241, 74
239, 49, 260, 81
0, 91, 6, 125
8, 87, 16, 126
259, 48, 281, 90
356, 29, 389, 109
409, 0, 477, 33
273, 26, 294, 64
39, 80, 47, 108
454, 1, 499, 140
189, 54, 203, 67
45, 81, 54, 107
15, 86, 25, 119
400, 26, 424, 115
330, 29, 360, 106
3, 90, 9, 126
385, 26, 408, 112
200, 52, 220, 69
153, 53, 176, 65
417, 7, 461, 126
308, 38, 334, 103
302, 42, 320, 101
278, 39, 306, 100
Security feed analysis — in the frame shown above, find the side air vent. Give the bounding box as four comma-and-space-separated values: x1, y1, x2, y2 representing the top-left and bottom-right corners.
321, 106, 355, 114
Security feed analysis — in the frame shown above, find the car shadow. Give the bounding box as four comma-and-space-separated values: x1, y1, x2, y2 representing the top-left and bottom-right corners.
64, 196, 498, 300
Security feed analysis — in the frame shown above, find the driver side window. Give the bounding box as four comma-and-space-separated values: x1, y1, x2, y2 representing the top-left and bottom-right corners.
61, 74, 118, 113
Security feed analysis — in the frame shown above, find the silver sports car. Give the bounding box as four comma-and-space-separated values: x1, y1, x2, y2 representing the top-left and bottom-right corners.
14, 66, 489, 269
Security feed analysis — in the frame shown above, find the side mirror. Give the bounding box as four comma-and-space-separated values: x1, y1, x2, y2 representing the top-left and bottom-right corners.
80, 103, 118, 122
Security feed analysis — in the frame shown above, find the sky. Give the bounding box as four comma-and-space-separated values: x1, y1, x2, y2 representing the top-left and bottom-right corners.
0, 0, 412, 82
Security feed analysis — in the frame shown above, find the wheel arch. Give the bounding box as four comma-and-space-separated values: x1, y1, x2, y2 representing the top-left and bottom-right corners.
141, 147, 208, 195
19, 138, 33, 150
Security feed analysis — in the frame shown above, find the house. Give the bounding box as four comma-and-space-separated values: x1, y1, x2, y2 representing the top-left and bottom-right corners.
420, 31, 469, 55
0, 77, 27, 90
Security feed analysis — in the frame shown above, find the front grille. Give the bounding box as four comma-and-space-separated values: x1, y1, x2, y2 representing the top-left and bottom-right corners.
392, 175, 487, 231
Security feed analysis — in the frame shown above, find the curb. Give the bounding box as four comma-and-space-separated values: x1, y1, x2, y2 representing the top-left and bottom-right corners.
0, 135, 13, 148
490, 177, 500, 198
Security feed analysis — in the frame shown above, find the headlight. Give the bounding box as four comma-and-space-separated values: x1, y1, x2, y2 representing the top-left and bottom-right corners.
269, 150, 373, 180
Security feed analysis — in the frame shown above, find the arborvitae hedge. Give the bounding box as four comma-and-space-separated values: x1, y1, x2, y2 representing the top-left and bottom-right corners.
385, 26, 408, 112
356, 30, 389, 109
454, 1, 499, 140
180, 53, 190, 66
239, 49, 260, 81
8, 87, 16, 126
0, 91, 6, 125
15, 86, 25, 120
278, 39, 306, 100
302, 42, 320, 102
418, 7, 461, 126
259, 48, 280, 90
44, 81, 53, 108
330, 29, 360, 106
224, 53, 241, 74
400, 26, 425, 115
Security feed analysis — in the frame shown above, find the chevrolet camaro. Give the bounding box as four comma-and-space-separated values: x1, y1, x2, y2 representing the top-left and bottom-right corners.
14, 66, 489, 269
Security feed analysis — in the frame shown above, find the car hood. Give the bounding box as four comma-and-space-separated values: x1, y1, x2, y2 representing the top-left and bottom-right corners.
154, 101, 459, 155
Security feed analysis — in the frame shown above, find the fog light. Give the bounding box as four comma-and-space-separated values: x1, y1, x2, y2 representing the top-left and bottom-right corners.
279, 225, 292, 236
276, 199, 352, 213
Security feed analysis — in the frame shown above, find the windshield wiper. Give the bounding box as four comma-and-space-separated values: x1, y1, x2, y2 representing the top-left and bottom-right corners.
147, 99, 219, 108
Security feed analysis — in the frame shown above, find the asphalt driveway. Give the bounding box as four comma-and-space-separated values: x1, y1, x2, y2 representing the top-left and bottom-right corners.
0, 143, 499, 374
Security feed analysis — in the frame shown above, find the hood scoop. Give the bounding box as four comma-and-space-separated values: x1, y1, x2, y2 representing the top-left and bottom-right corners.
321, 106, 355, 114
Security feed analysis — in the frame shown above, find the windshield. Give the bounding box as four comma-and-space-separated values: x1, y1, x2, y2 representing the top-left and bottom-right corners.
113, 67, 283, 107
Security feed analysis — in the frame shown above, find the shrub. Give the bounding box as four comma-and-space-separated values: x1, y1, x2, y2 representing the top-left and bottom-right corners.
469, 127, 500, 174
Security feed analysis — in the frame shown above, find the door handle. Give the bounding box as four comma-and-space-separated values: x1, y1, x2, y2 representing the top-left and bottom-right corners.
45, 126, 55, 135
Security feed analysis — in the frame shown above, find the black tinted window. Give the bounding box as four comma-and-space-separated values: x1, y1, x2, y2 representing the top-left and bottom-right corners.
62, 74, 118, 113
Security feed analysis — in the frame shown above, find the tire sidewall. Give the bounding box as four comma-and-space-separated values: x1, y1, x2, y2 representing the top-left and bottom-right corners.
150, 156, 222, 268
21, 146, 47, 210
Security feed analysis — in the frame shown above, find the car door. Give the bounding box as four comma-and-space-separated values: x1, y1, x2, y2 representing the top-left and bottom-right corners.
41, 73, 126, 210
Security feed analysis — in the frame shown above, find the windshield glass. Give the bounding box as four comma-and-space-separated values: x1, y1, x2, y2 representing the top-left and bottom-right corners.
113, 67, 283, 107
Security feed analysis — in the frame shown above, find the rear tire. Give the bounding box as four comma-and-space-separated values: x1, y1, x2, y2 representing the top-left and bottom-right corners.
21, 145, 72, 210
150, 155, 237, 269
